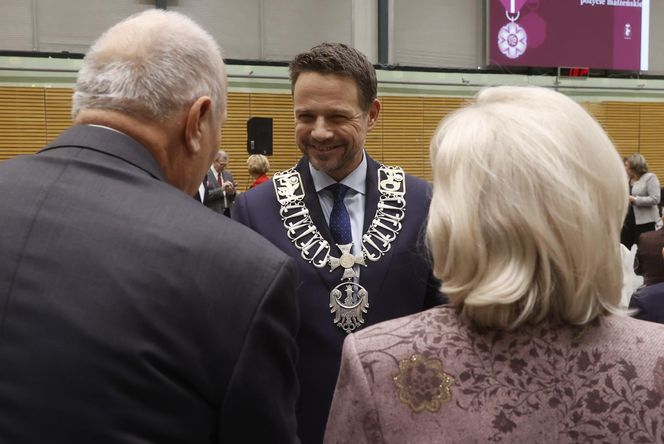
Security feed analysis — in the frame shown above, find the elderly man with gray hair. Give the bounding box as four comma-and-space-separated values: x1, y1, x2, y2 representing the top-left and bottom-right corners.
0, 9, 299, 444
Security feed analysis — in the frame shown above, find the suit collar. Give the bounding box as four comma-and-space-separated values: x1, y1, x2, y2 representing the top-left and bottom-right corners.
295, 153, 382, 239
308, 152, 368, 195
40, 125, 166, 181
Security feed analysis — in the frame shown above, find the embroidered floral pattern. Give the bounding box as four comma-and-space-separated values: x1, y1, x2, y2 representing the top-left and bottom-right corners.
654, 357, 664, 396
357, 308, 664, 442
393, 353, 454, 413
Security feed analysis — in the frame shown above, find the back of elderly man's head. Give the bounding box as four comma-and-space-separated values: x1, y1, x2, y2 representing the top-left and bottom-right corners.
72, 9, 226, 122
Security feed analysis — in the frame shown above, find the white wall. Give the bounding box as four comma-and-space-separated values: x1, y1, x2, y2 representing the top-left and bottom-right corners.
1, 0, 664, 74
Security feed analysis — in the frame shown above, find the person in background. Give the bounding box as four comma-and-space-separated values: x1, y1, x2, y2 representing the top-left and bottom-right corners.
205, 149, 236, 216
636, 228, 664, 287
247, 153, 270, 189
0, 10, 300, 444
623, 153, 660, 247
233, 42, 443, 444
620, 156, 637, 247
325, 86, 664, 443
630, 228, 664, 324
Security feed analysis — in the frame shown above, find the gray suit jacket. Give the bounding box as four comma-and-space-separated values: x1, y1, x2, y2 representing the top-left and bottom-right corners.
205, 168, 236, 214
631, 172, 661, 225
0, 125, 300, 444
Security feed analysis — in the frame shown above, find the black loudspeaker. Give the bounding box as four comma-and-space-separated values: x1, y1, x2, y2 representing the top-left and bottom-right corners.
247, 117, 273, 155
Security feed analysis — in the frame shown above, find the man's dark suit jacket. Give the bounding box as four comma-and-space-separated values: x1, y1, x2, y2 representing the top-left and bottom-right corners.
630, 283, 664, 324
0, 125, 300, 444
233, 154, 443, 444
635, 229, 664, 286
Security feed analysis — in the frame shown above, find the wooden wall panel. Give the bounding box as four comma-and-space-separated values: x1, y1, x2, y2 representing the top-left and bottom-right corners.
45, 88, 73, 140
603, 102, 640, 160
423, 97, 467, 182
380, 96, 426, 178
220, 92, 251, 189
235, 93, 300, 190
0, 87, 46, 160
5, 86, 664, 188
639, 104, 664, 179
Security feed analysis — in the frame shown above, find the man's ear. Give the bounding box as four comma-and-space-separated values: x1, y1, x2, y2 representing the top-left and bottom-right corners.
366, 99, 381, 131
184, 96, 213, 155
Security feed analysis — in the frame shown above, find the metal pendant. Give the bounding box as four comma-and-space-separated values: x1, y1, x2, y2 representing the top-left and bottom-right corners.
329, 281, 369, 333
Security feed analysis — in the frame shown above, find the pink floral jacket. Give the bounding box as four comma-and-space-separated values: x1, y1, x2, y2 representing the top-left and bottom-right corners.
324, 306, 664, 443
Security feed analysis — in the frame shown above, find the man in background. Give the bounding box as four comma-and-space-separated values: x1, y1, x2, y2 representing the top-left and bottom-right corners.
205, 149, 236, 216
233, 42, 443, 443
630, 228, 664, 323
0, 10, 299, 444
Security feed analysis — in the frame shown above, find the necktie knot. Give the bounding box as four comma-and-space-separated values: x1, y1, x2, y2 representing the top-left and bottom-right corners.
327, 183, 350, 203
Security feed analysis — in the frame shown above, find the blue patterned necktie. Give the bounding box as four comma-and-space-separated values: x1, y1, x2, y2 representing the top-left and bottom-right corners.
327, 183, 352, 245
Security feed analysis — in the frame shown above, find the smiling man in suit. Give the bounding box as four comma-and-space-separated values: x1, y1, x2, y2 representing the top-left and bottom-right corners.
0, 10, 299, 444
233, 42, 443, 444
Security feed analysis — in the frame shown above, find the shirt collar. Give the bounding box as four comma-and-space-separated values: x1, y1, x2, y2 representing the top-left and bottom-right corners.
309, 151, 367, 195
86, 124, 127, 136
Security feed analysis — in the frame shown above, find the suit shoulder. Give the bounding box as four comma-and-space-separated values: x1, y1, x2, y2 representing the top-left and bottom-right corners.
404, 173, 431, 193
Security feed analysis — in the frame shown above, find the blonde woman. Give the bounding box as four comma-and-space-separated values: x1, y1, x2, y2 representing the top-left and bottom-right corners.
324, 86, 664, 443
247, 154, 270, 189
624, 153, 660, 246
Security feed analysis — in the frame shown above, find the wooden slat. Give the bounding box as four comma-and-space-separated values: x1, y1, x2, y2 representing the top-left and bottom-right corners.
45, 88, 73, 141
0, 87, 47, 160
4, 86, 664, 187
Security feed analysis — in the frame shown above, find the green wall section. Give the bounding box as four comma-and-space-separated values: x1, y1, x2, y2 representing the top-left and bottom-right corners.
3, 55, 664, 102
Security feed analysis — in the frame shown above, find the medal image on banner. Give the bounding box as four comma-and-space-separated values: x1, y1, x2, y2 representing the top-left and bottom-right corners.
498, 0, 528, 59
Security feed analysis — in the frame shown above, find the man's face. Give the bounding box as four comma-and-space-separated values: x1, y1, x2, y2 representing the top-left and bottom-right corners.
293, 72, 379, 182
213, 155, 227, 174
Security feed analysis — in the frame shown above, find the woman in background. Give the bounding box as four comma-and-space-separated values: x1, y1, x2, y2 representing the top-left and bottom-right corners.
624, 153, 660, 246
247, 154, 270, 189
324, 86, 664, 444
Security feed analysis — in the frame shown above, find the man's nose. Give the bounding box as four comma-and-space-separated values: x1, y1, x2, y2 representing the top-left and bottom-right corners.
311, 117, 333, 141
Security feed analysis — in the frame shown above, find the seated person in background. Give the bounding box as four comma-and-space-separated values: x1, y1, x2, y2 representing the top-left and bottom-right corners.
247, 154, 270, 189
631, 234, 664, 323
325, 86, 664, 444
630, 278, 664, 324
636, 228, 664, 287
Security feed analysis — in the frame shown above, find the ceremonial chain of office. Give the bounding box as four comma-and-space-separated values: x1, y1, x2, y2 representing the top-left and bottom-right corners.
273, 166, 407, 333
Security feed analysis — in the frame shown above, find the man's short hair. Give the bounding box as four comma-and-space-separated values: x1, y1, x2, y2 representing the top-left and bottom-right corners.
216, 150, 229, 162
427, 86, 627, 329
72, 9, 226, 122
288, 42, 377, 112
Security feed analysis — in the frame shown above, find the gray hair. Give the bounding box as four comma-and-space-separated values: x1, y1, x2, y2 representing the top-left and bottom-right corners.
216, 150, 229, 162
427, 86, 627, 330
72, 9, 226, 121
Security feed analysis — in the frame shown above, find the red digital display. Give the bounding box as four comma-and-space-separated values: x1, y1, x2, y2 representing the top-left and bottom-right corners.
560, 67, 590, 77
